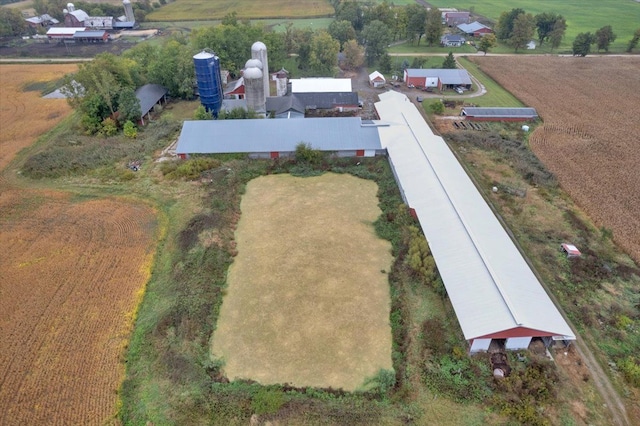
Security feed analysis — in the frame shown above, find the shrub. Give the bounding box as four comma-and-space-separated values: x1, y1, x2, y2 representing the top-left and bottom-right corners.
123, 120, 138, 138
164, 157, 221, 180
295, 143, 324, 165
251, 387, 285, 415
429, 100, 445, 115
618, 356, 640, 387
101, 117, 118, 137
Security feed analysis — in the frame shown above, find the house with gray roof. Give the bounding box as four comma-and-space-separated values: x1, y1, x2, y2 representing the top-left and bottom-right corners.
175, 117, 384, 159
441, 34, 466, 47
461, 107, 538, 121
135, 84, 168, 125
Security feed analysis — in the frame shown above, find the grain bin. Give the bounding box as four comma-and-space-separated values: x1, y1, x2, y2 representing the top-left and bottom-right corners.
244, 66, 265, 113
122, 0, 135, 23
251, 41, 269, 98
193, 51, 223, 116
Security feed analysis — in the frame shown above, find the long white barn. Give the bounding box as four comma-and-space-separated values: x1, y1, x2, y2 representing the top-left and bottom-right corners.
374, 91, 574, 352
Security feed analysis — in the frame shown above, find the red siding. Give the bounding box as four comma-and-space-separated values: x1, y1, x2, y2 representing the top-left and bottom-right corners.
355, 149, 365, 157
178, 153, 187, 159
474, 326, 557, 340
270, 152, 279, 159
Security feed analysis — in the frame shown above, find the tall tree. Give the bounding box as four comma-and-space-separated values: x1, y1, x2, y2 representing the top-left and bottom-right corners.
442, 52, 456, 69
362, 20, 391, 65
342, 39, 364, 70
365, 0, 394, 28
390, 6, 408, 41
572, 32, 595, 56
509, 13, 535, 52
310, 30, 339, 72
595, 25, 617, 52
0, 8, 27, 37
548, 18, 567, 51
297, 43, 311, 70
336, 0, 364, 31
149, 39, 194, 99
627, 28, 640, 52
535, 12, 564, 46
328, 20, 356, 50
117, 87, 142, 123
424, 7, 443, 47
496, 8, 525, 41
379, 53, 392, 73
478, 33, 497, 55
405, 4, 427, 45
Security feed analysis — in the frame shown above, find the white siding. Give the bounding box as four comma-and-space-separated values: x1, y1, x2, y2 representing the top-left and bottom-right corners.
506, 336, 532, 350
470, 338, 491, 353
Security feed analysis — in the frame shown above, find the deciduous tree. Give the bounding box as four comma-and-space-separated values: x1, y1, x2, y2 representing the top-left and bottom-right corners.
535, 12, 564, 46
572, 32, 595, 56
362, 20, 391, 65
496, 8, 525, 41
424, 7, 442, 47
442, 52, 456, 69
336, 0, 364, 31
478, 33, 497, 55
595, 25, 616, 52
509, 13, 535, 52
117, 87, 141, 124
405, 4, 427, 45
310, 30, 339, 72
627, 28, 640, 52
328, 20, 356, 50
379, 53, 392, 73
549, 19, 567, 51
0, 8, 27, 37
342, 39, 364, 70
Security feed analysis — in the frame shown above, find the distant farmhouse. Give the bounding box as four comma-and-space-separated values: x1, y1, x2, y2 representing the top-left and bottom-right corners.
443, 11, 470, 27
41, 0, 135, 40
441, 34, 466, 47
457, 21, 493, 37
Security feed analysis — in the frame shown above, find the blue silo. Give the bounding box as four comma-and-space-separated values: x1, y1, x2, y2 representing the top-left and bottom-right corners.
193, 51, 223, 116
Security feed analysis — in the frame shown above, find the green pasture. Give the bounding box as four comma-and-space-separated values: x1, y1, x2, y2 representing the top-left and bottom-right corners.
141, 18, 332, 33
389, 40, 478, 54
430, 0, 640, 52
457, 56, 523, 107
146, 0, 334, 21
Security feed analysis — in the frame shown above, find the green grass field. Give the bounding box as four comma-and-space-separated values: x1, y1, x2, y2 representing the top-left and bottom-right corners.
457, 57, 523, 107
431, 0, 640, 52
147, 0, 334, 21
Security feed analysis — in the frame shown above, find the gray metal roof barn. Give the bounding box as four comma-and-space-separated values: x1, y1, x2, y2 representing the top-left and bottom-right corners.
461, 107, 539, 121
374, 91, 574, 353
175, 117, 384, 159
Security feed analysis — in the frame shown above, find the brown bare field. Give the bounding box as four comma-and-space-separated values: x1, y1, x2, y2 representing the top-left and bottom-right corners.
0, 64, 76, 172
211, 173, 393, 391
471, 56, 640, 264
0, 190, 157, 424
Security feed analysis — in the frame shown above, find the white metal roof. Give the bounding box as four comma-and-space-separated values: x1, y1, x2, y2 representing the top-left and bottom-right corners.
405, 69, 472, 86
290, 78, 352, 93
46, 27, 85, 35
369, 71, 385, 82
375, 91, 574, 341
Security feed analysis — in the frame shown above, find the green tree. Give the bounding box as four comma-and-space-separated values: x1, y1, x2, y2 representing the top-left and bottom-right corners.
496, 8, 525, 41
221, 11, 238, 26
148, 39, 194, 99
390, 6, 407, 41
117, 87, 141, 123
328, 20, 356, 50
509, 13, 535, 52
478, 33, 497, 55
336, 0, 364, 31
424, 7, 442, 47
297, 43, 311, 70
310, 30, 339, 73
442, 52, 456, 69
342, 39, 364, 70
365, 0, 394, 28
549, 18, 567, 51
405, 4, 427, 45
362, 20, 391, 65
430, 100, 444, 114
535, 12, 564, 46
627, 28, 640, 52
595, 25, 616, 52
123, 120, 138, 138
0, 8, 27, 37
379, 53, 392, 74
572, 32, 595, 56
80, 94, 110, 135
89, 7, 104, 16
194, 105, 213, 120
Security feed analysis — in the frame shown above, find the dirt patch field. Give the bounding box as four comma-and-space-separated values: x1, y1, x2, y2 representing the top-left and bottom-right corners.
0, 64, 76, 172
0, 190, 157, 424
211, 173, 393, 391
471, 56, 640, 264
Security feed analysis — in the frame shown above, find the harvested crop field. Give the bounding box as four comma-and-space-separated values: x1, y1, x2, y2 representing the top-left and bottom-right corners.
0, 190, 157, 424
471, 56, 640, 263
0, 64, 76, 172
211, 173, 393, 391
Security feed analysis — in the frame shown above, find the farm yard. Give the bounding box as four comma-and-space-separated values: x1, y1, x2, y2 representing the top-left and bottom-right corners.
211, 173, 393, 391
147, 0, 334, 21
470, 56, 640, 265
0, 64, 158, 424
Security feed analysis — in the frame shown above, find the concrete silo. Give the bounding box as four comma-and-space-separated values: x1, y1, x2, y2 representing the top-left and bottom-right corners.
244, 66, 265, 113
251, 41, 269, 98
123, 0, 135, 23
193, 51, 223, 116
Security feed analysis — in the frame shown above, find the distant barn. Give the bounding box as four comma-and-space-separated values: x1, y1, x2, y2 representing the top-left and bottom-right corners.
461, 107, 538, 121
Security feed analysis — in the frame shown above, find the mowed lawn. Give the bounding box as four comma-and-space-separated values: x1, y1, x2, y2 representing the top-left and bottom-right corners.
211, 173, 393, 391
431, 0, 639, 51
147, 0, 334, 21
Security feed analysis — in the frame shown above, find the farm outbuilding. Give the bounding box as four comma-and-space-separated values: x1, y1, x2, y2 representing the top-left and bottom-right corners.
63, 8, 89, 27
46, 27, 85, 40
404, 69, 472, 90
73, 30, 108, 43
224, 77, 245, 99
457, 21, 493, 37
461, 107, 538, 121
444, 11, 470, 26
25, 14, 59, 28
135, 84, 168, 125
369, 71, 386, 88
175, 117, 383, 159
374, 91, 575, 353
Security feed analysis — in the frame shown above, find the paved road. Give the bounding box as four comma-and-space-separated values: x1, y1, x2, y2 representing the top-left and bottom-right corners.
0, 58, 93, 63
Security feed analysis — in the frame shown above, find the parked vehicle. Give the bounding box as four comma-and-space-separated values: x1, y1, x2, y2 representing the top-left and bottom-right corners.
455, 87, 464, 94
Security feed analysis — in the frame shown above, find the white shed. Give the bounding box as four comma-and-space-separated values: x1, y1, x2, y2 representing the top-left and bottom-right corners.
369, 71, 386, 88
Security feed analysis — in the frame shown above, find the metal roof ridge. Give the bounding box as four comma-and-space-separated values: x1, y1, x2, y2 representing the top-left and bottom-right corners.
400, 110, 523, 327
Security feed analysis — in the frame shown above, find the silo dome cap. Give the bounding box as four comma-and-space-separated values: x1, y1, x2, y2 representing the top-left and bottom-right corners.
245, 58, 262, 69
193, 51, 216, 59
251, 41, 267, 52
244, 67, 263, 79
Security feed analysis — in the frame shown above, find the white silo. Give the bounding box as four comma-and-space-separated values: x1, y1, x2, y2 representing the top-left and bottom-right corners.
67, 2, 75, 12
244, 66, 265, 113
244, 58, 262, 71
251, 41, 269, 98
123, 0, 135, 22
